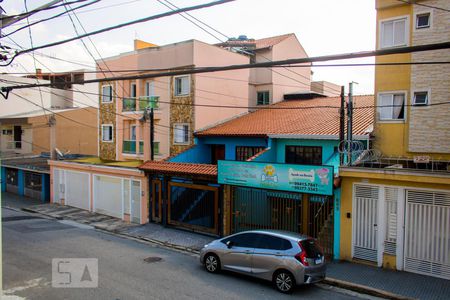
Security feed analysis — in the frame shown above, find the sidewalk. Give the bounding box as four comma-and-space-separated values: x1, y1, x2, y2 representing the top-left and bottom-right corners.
1, 192, 44, 210
10, 199, 449, 300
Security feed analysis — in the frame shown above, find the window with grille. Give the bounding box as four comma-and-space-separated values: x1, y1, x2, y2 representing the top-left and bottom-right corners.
285, 146, 322, 165
236, 146, 265, 161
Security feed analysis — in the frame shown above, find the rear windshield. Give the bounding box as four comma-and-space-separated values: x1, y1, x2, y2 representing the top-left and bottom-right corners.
300, 239, 323, 258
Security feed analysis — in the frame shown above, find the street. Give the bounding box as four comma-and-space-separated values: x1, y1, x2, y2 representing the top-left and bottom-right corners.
3, 207, 370, 300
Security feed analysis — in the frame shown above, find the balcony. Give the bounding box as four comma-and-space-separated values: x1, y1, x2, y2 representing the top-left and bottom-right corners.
123, 140, 159, 155
122, 96, 159, 112
139, 96, 160, 110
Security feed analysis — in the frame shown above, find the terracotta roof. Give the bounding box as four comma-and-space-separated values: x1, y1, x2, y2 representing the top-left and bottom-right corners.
196, 95, 374, 138
217, 33, 294, 50
139, 161, 217, 177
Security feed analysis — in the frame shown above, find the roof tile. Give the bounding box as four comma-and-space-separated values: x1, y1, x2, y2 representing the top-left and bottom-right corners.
196, 95, 374, 137
139, 161, 217, 177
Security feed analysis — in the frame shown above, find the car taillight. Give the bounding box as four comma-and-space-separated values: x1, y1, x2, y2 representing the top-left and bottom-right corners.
295, 242, 309, 266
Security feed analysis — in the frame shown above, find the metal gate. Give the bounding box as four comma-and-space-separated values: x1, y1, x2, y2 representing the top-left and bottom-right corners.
404, 190, 450, 280
168, 181, 219, 235
353, 184, 379, 263
232, 187, 334, 258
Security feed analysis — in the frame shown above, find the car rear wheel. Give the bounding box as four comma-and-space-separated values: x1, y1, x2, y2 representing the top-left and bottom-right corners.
273, 270, 295, 293
204, 253, 220, 273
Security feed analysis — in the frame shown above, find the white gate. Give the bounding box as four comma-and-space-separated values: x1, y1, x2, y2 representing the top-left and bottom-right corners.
405, 190, 450, 280
353, 184, 380, 263
93, 175, 122, 218
65, 170, 90, 210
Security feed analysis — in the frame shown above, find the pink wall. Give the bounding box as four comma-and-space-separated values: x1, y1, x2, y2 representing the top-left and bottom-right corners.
271, 35, 311, 103
193, 41, 249, 130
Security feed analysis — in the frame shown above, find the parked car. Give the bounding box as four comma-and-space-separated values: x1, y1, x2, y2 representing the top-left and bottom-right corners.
199, 230, 326, 293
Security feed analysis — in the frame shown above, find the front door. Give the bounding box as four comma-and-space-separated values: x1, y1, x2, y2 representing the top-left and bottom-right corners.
151, 179, 162, 223
211, 144, 225, 165
353, 184, 380, 263
220, 233, 258, 273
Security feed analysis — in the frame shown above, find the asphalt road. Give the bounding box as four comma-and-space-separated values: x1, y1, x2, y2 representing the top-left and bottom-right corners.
2, 207, 373, 300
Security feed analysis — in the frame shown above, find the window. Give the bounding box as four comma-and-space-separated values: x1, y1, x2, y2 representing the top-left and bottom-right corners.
256, 234, 292, 250
130, 83, 136, 98
257, 91, 270, 105
236, 146, 265, 161
102, 125, 113, 142
416, 13, 430, 29
221, 233, 260, 248
174, 76, 190, 96
145, 81, 154, 97
25, 172, 42, 191
130, 125, 136, 141
378, 93, 405, 120
102, 85, 112, 103
380, 17, 408, 48
413, 91, 429, 106
173, 123, 189, 144
299, 239, 323, 258
285, 146, 322, 165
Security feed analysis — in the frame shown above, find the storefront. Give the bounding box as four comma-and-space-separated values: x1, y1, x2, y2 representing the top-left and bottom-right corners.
219, 160, 336, 258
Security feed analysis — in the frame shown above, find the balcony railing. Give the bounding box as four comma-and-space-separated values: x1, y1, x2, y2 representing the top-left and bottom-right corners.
123, 140, 137, 154
122, 96, 159, 112
122, 98, 136, 112
123, 140, 159, 155
139, 96, 160, 110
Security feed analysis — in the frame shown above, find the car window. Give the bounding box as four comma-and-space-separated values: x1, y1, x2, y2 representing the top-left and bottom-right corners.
300, 239, 323, 258
221, 233, 259, 248
256, 234, 292, 250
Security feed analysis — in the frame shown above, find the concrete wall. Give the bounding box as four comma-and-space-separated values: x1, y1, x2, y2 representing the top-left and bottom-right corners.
193, 40, 249, 130
29, 107, 98, 156
373, 3, 412, 157
271, 35, 311, 104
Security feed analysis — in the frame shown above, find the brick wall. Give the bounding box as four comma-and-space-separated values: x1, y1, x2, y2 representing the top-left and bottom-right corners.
409, 0, 450, 154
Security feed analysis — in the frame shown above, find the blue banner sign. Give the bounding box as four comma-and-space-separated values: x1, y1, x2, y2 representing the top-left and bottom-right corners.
218, 161, 333, 196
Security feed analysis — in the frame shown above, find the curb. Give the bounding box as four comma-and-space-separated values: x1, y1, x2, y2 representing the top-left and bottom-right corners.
323, 278, 416, 300
20, 207, 202, 255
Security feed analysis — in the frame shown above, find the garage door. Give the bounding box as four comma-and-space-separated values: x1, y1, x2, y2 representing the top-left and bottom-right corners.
94, 175, 122, 218
405, 190, 450, 280
65, 170, 90, 210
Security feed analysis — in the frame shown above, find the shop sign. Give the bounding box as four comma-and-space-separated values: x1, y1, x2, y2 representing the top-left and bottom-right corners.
218, 161, 333, 196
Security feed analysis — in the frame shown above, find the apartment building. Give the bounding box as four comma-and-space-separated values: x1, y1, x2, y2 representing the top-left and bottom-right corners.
338, 0, 450, 280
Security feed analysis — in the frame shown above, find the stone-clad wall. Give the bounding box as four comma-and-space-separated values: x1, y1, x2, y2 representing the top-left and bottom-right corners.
99, 82, 117, 160
169, 75, 195, 156
409, 0, 450, 154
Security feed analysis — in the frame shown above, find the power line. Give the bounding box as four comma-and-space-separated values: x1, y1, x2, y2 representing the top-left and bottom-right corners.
7, 0, 144, 27
2, 0, 101, 38
396, 0, 450, 12
4, 41, 450, 92
0, 0, 91, 22
23, 0, 48, 122
3, 60, 449, 76
0, 0, 235, 66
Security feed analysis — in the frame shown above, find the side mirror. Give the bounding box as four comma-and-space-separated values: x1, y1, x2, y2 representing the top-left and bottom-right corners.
226, 240, 234, 249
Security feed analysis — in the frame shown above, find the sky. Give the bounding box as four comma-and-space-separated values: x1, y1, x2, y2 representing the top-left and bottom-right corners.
1, 0, 376, 95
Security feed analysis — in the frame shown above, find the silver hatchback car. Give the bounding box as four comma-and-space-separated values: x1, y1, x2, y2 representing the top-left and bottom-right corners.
199, 230, 326, 293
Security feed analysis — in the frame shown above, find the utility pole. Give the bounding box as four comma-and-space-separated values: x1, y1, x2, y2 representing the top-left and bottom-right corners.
49, 115, 57, 160
150, 106, 154, 161
339, 86, 345, 165
347, 82, 356, 165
